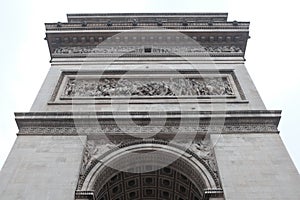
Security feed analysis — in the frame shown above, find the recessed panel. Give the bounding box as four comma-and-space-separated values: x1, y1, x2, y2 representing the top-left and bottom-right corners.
50, 70, 245, 104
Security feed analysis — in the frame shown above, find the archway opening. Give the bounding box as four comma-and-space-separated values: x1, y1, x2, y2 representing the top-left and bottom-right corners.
95, 165, 202, 200
76, 141, 222, 200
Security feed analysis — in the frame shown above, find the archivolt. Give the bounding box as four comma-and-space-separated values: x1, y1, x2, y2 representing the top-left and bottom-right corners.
76, 140, 222, 199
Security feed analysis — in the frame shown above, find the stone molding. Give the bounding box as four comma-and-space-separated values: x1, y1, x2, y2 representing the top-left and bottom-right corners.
45, 22, 249, 31
203, 188, 224, 200
15, 110, 281, 136
75, 191, 95, 200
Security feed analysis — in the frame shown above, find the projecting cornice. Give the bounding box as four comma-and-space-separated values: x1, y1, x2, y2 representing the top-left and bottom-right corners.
15, 110, 281, 136
66, 12, 229, 23
45, 22, 249, 31
45, 13, 250, 60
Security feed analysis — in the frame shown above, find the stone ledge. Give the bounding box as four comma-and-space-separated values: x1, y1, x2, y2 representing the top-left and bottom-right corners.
15, 110, 281, 135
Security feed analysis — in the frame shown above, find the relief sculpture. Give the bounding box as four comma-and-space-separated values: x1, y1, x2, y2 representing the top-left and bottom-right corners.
53, 45, 242, 55
81, 140, 118, 175
63, 77, 234, 97
54, 46, 144, 54
189, 138, 218, 174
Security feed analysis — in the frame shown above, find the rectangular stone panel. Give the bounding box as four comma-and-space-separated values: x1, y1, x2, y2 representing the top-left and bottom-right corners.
49, 70, 245, 105
63, 76, 234, 98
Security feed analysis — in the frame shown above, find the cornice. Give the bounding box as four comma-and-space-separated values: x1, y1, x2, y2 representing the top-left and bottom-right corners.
46, 32, 249, 59
45, 22, 249, 31
15, 110, 281, 135
15, 110, 281, 118
66, 12, 228, 19
45, 13, 250, 59
66, 13, 229, 25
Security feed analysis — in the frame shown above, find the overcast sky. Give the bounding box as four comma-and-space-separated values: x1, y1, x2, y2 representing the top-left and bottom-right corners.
0, 0, 299, 173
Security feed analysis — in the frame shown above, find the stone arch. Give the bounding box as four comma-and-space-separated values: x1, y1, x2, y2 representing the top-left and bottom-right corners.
76, 140, 223, 200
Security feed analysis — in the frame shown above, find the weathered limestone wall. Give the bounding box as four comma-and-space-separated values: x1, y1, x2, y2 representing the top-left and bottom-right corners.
212, 134, 300, 200
0, 135, 86, 200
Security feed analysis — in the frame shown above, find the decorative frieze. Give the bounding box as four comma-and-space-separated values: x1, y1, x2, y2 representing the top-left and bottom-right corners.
17, 123, 278, 135
62, 77, 234, 98
53, 45, 242, 56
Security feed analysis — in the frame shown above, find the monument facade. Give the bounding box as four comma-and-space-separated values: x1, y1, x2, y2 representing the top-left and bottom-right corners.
0, 13, 300, 200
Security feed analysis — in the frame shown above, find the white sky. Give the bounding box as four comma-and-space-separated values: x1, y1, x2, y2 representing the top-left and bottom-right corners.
0, 0, 299, 173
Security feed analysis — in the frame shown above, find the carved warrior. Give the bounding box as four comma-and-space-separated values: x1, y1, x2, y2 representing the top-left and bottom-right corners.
53, 45, 242, 55
81, 140, 118, 174
63, 77, 234, 97
188, 139, 218, 174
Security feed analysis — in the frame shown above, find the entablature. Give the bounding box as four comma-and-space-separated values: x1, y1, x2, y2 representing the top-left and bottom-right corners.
45, 30, 249, 59
45, 13, 249, 60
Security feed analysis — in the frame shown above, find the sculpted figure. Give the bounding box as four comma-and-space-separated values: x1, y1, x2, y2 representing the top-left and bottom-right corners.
64, 77, 234, 97
189, 138, 217, 173
81, 140, 118, 174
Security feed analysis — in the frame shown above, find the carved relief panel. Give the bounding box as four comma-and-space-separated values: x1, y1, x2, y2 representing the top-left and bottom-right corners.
52, 45, 243, 57
63, 76, 234, 97
50, 70, 245, 104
